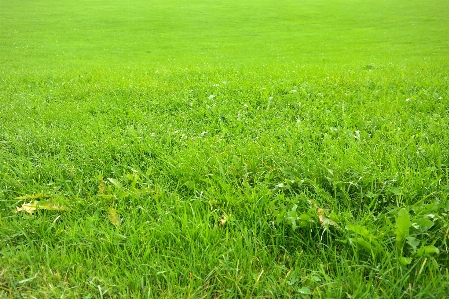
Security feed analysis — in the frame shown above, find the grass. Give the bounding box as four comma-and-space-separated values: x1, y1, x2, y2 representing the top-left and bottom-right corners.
1, 0, 449, 297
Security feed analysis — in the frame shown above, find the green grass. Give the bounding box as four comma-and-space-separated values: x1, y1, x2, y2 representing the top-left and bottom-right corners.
1, 0, 449, 297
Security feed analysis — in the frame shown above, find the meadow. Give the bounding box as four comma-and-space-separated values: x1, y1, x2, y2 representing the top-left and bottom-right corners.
1, 0, 449, 297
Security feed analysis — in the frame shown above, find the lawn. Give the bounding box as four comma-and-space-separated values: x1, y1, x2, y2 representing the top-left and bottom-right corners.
1, 0, 449, 297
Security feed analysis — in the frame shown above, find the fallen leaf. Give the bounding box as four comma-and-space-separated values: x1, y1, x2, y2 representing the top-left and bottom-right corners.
107, 207, 121, 226
219, 213, 228, 226
16, 200, 70, 215
98, 182, 106, 194
317, 208, 339, 228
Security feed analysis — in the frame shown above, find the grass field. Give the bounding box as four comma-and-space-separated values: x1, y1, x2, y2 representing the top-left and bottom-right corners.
1, 0, 449, 297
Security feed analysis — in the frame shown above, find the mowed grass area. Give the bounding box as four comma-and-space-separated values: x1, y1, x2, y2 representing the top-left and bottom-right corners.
1, 0, 449, 297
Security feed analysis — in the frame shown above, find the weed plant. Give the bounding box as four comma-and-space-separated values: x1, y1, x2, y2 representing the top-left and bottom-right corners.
1, 0, 449, 298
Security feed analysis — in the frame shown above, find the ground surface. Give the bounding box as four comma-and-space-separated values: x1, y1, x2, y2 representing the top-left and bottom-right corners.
1, 0, 449, 298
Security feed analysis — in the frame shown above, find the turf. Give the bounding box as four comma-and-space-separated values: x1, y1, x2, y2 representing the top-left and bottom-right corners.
1, 0, 449, 298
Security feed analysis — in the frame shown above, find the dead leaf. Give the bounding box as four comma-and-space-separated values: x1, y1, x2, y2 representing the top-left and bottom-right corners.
219, 213, 231, 226
16, 200, 70, 215
317, 208, 339, 228
98, 182, 106, 194
107, 207, 121, 226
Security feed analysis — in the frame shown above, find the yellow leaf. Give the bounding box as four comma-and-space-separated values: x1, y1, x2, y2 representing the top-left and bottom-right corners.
219, 213, 232, 226
107, 207, 121, 226
15, 192, 49, 200
98, 182, 106, 194
219, 213, 227, 226
16, 202, 38, 214
317, 208, 339, 228
16, 200, 70, 215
